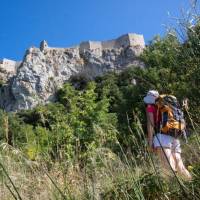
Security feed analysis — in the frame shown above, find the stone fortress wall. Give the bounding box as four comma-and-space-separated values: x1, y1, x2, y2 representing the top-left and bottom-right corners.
101, 39, 116, 49
0, 33, 145, 73
40, 33, 145, 54
0, 58, 21, 74
79, 33, 145, 52
79, 41, 102, 55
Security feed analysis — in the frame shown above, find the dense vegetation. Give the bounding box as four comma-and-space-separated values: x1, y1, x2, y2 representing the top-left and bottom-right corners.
1, 11, 200, 200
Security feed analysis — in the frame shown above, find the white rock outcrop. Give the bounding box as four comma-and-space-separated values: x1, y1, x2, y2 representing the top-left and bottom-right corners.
0, 33, 145, 111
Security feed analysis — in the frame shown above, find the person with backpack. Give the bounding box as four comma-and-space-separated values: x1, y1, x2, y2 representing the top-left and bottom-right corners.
144, 90, 192, 180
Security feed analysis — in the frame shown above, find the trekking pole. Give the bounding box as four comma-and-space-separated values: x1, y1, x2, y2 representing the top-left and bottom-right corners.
154, 132, 200, 199
146, 114, 191, 197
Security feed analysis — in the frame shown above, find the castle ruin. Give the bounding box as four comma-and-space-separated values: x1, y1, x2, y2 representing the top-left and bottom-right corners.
79, 33, 145, 55
0, 58, 21, 74
0, 33, 145, 111
39, 33, 145, 56
40, 40, 48, 52
1, 33, 145, 74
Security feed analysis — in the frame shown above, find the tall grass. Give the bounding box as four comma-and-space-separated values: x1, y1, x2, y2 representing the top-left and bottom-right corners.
0, 119, 200, 200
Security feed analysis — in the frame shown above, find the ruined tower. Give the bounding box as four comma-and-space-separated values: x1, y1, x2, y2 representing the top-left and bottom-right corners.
40, 40, 48, 52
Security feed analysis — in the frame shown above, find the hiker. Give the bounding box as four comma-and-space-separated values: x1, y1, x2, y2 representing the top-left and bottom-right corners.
144, 90, 192, 180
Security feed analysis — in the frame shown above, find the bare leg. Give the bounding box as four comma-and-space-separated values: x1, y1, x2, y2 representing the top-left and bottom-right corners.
155, 147, 177, 176
173, 152, 192, 180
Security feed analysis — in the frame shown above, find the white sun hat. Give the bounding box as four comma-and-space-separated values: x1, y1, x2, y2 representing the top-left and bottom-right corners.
143, 90, 159, 104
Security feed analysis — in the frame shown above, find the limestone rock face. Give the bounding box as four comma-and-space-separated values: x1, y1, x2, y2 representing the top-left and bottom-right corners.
0, 33, 145, 111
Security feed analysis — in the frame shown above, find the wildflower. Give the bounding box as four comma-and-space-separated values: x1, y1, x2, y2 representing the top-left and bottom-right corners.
188, 165, 193, 171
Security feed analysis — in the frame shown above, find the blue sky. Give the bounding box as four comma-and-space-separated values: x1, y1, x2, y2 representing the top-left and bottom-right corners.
0, 0, 194, 60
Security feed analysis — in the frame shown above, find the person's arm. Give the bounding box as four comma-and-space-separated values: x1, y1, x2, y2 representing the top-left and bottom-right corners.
146, 111, 155, 149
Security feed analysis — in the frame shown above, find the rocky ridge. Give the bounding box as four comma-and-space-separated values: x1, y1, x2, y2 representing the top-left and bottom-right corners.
0, 33, 145, 111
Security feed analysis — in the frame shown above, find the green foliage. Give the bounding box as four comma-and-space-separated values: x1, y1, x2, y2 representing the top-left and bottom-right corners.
1, 82, 118, 162
141, 34, 181, 69
0, 110, 7, 141
58, 82, 118, 160
0, 79, 4, 88
141, 31, 200, 123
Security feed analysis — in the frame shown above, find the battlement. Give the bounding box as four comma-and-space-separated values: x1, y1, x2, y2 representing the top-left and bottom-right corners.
39, 33, 145, 56
117, 33, 145, 48
79, 33, 145, 53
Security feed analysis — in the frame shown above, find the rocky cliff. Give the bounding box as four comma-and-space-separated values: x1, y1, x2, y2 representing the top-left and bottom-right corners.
0, 33, 145, 111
